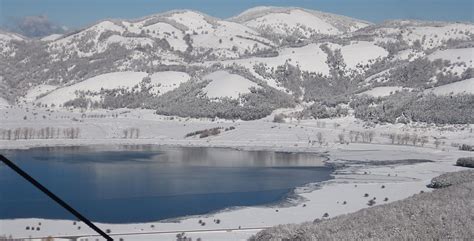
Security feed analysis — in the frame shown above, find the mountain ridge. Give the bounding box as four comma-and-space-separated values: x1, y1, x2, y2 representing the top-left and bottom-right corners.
0, 6, 473, 124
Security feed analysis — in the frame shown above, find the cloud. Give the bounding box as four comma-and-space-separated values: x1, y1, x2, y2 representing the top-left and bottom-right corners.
6, 15, 66, 38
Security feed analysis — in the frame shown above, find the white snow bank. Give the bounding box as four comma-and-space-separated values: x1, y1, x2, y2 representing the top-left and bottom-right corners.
427, 48, 474, 65
41, 34, 63, 41
358, 86, 408, 97
149, 71, 191, 95
203, 71, 259, 99
0, 32, 23, 41
23, 84, 58, 102
36, 72, 148, 106
340, 41, 388, 70
425, 78, 474, 95
244, 9, 341, 37
0, 97, 9, 107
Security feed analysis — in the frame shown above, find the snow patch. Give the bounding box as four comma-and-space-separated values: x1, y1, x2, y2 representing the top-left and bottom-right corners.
358, 86, 408, 97
23, 85, 58, 103
149, 71, 191, 95
41, 34, 63, 42
245, 9, 341, 37
0, 97, 9, 107
428, 48, 474, 65
36, 72, 148, 106
340, 41, 389, 70
203, 71, 259, 99
425, 78, 474, 95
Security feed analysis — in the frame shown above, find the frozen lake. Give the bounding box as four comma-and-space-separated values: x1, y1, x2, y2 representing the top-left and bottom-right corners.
0, 146, 332, 223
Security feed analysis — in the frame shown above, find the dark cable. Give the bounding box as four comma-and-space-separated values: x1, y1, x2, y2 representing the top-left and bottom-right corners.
0, 154, 113, 241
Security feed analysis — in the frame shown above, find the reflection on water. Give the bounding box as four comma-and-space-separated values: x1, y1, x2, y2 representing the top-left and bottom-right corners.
0, 146, 332, 223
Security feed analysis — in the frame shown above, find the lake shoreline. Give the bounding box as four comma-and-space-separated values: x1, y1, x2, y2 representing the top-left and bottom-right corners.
1, 140, 467, 240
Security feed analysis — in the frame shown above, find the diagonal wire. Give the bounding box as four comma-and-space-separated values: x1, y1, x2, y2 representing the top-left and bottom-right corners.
0, 154, 113, 241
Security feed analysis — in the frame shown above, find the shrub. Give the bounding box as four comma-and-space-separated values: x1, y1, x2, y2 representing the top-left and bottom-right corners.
456, 157, 474, 168
459, 144, 473, 151
273, 113, 286, 123
185, 127, 222, 138
427, 170, 474, 188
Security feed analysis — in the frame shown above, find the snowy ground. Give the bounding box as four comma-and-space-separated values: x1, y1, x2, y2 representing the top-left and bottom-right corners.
0, 106, 473, 240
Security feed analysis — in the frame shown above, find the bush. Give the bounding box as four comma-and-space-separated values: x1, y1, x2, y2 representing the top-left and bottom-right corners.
459, 144, 473, 151
456, 157, 474, 168
185, 127, 222, 138
273, 114, 286, 123
428, 170, 474, 188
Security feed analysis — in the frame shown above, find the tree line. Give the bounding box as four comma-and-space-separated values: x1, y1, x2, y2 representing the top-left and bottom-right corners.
0, 127, 80, 140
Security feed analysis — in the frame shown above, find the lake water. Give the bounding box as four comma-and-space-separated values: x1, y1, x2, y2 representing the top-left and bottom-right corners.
0, 146, 332, 223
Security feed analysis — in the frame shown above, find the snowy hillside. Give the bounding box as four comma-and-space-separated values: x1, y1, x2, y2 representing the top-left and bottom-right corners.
0, 97, 9, 107
232, 7, 370, 38
362, 21, 474, 50
22, 85, 58, 103
36, 72, 148, 106
46, 10, 274, 61
1, 7, 473, 122
203, 71, 260, 99
358, 86, 408, 97
425, 78, 474, 95
336, 41, 388, 70
149, 71, 191, 95
0, 30, 24, 56
40, 34, 63, 42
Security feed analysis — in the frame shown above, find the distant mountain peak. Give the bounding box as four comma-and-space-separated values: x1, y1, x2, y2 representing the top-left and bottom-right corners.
230, 6, 371, 37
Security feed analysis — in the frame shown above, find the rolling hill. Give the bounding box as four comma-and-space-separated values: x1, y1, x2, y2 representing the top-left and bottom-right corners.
0, 6, 473, 123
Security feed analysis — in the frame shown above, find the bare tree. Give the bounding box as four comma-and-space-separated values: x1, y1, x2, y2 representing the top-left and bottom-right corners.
420, 136, 429, 147
338, 133, 345, 144
349, 131, 355, 143
368, 131, 375, 143
355, 131, 361, 143
434, 139, 442, 148
317, 132, 324, 145
411, 134, 418, 146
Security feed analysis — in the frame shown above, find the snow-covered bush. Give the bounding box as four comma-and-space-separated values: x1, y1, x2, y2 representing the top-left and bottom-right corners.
456, 157, 474, 168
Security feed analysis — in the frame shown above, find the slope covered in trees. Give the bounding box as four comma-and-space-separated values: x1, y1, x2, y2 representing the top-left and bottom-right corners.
0, 7, 473, 122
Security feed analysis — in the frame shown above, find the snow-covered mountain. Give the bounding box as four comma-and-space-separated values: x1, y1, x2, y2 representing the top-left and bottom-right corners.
46, 9, 274, 63
1, 7, 473, 123
0, 30, 25, 57
231, 7, 370, 39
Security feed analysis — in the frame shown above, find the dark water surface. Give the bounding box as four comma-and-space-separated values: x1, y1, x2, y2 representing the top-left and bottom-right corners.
0, 146, 332, 223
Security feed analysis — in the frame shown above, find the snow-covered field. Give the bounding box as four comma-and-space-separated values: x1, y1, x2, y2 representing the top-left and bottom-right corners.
358, 86, 407, 97
338, 41, 388, 70
0, 106, 472, 240
203, 71, 260, 99
0, 97, 9, 107
36, 72, 148, 106
149, 71, 191, 96
425, 78, 474, 95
